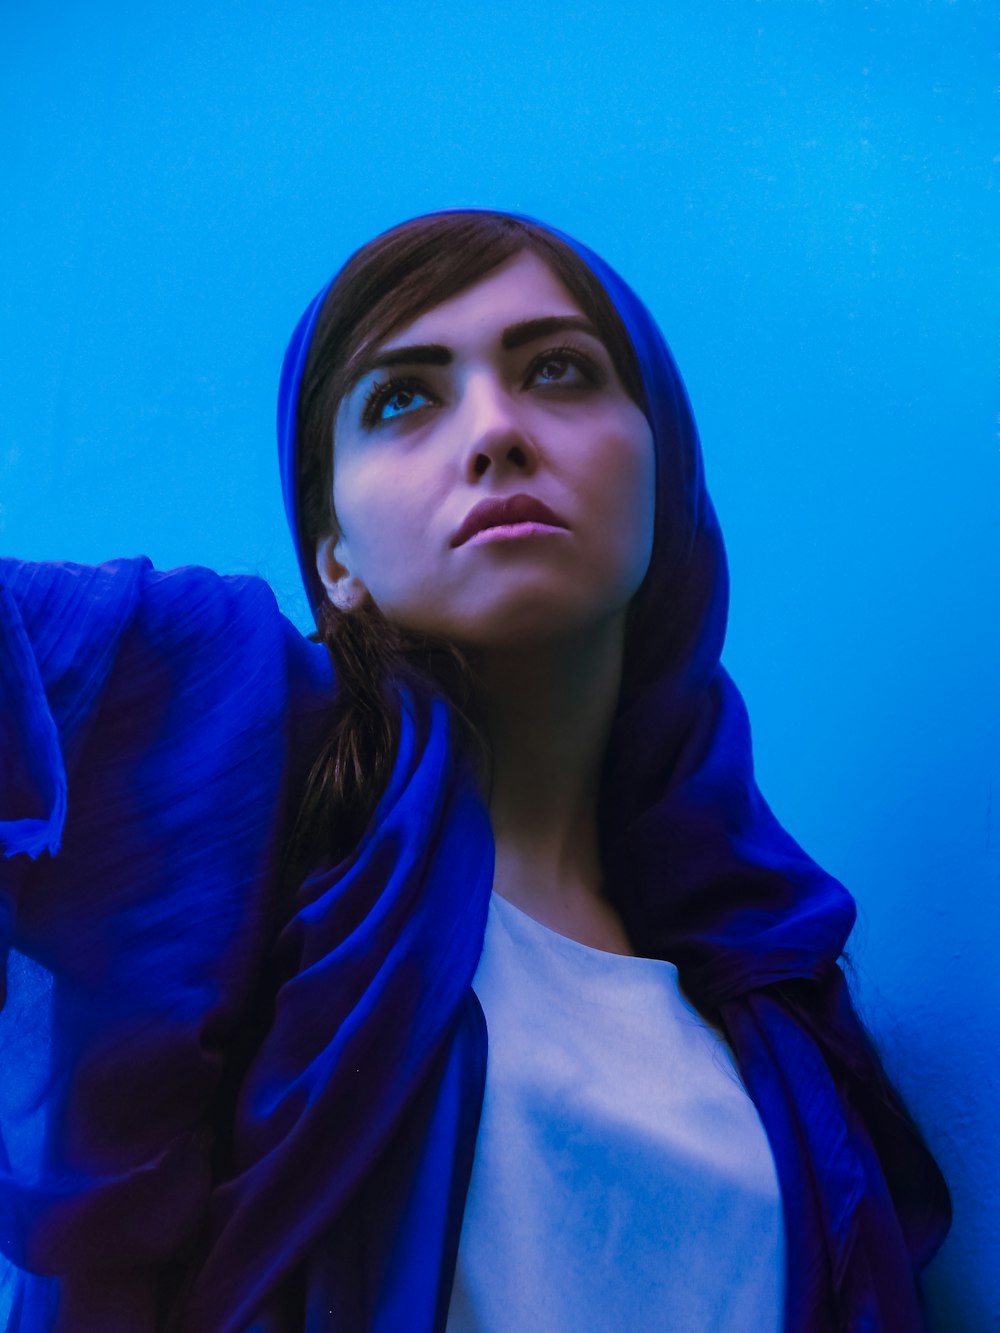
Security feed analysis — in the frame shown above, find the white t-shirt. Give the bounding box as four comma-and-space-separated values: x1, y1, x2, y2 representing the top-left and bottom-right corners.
445, 890, 786, 1333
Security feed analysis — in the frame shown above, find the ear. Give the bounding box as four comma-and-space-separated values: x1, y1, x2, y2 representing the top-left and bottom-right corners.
315, 534, 371, 612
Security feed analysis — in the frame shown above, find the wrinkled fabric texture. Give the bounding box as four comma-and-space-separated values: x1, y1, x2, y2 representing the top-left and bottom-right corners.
0, 207, 950, 1330
0, 559, 490, 1332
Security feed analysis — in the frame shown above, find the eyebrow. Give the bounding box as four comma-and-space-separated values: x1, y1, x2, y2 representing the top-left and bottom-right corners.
349, 315, 604, 392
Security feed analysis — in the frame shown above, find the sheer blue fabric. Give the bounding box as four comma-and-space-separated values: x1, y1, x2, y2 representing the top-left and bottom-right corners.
0, 208, 950, 1330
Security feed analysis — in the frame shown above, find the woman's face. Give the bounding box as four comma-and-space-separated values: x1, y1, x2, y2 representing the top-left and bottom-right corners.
316, 250, 655, 650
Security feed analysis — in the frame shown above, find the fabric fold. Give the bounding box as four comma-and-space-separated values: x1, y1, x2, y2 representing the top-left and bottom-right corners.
0, 558, 336, 1330
175, 686, 494, 1330
0, 559, 150, 862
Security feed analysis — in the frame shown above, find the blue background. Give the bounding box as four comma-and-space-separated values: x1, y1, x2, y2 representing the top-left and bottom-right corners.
2, 1, 997, 1326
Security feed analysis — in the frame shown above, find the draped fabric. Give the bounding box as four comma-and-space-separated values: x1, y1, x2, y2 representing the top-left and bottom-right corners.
0, 559, 338, 1328
0, 560, 492, 1332
0, 207, 950, 1330
273, 207, 951, 1325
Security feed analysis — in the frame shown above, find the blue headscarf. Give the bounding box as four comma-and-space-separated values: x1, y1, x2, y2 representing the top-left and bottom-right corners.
182, 207, 950, 1329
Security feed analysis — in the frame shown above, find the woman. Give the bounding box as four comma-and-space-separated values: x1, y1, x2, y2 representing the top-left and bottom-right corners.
0, 207, 950, 1331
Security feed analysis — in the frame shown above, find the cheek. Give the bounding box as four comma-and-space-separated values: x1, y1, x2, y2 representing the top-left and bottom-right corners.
576, 426, 655, 601
333, 467, 430, 594
333, 464, 388, 551
617, 425, 657, 573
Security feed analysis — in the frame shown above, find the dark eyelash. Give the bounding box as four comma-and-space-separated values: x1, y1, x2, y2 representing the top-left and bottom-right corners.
360, 341, 603, 429
361, 375, 424, 429
532, 341, 603, 385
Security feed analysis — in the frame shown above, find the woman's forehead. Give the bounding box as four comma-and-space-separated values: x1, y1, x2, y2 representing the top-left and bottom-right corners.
370, 253, 586, 363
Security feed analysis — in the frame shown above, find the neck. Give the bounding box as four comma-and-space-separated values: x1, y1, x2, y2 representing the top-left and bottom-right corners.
472, 614, 625, 920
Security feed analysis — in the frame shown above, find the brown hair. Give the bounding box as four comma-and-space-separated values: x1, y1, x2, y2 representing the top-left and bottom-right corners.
285, 210, 648, 874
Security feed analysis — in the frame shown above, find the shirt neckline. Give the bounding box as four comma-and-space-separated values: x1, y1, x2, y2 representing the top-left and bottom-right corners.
489, 888, 679, 974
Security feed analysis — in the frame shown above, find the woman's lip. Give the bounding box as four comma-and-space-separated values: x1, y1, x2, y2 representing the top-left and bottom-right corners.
463, 521, 571, 546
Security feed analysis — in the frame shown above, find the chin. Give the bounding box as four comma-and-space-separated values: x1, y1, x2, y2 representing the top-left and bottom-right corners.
384, 585, 630, 654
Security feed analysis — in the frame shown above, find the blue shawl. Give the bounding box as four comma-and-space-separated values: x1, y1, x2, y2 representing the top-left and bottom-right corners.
0, 208, 949, 1330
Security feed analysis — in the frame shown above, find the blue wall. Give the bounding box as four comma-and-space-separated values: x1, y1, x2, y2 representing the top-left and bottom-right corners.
2, 1, 996, 1325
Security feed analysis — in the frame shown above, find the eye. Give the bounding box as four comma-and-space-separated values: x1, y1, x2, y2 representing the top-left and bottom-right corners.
361, 376, 433, 428
526, 343, 604, 391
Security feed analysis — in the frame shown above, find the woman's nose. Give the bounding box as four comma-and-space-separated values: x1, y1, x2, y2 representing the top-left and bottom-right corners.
460, 375, 540, 477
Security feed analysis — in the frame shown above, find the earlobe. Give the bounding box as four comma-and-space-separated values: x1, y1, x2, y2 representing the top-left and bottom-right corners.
315, 535, 370, 611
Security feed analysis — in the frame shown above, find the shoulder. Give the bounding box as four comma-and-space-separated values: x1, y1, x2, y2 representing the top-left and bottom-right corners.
2, 553, 316, 653
0, 555, 279, 656
1, 555, 334, 735
137, 562, 287, 641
